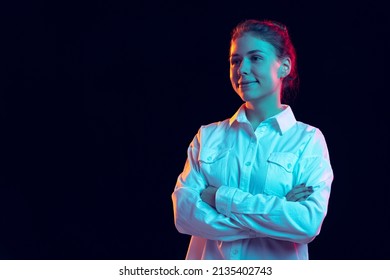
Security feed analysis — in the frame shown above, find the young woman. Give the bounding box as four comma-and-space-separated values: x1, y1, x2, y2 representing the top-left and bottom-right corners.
171, 19, 334, 260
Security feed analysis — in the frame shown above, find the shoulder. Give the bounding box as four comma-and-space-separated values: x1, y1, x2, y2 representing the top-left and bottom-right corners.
199, 119, 230, 134
291, 120, 325, 139
198, 118, 231, 140
190, 118, 231, 148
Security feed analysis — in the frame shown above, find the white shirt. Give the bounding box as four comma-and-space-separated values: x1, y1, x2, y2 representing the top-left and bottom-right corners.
172, 104, 333, 259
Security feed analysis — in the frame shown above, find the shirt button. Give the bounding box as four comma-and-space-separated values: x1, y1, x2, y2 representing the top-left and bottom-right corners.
245, 162, 251, 166
232, 249, 238, 254
207, 156, 212, 161
287, 163, 292, 169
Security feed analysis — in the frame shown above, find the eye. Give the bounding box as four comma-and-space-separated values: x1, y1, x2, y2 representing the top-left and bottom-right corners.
251, 55, 263, 62
229, 58, 241, 66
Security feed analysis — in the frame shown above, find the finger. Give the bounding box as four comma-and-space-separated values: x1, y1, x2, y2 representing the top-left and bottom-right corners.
286, 185, 313, 201
292, 186, 314, 195
286, 191, 294, 201
294, 184, 312, 192
289, 193, 305, 201
286, 184, 304, 199
288, 186, 307, 196
287, 189, 313, 202
287, 188, 311, 200
294, 190, 314, 201
288, 195, 307, 202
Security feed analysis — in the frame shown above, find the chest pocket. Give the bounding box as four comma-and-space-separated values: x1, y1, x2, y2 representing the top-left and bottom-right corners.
198, 147, 230, 187
264, 152, 298, 197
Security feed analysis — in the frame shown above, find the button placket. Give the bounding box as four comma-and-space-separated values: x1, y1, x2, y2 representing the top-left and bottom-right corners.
255, 125, 267, 138
239, 141, 256, 190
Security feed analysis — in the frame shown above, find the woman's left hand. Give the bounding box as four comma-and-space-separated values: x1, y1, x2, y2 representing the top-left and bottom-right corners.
286, 183, 313, 202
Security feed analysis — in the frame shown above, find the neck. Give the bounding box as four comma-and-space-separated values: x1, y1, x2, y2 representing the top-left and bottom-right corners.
244, 94, 283, 130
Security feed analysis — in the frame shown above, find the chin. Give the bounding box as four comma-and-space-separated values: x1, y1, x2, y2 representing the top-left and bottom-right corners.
240, 91, 261, 102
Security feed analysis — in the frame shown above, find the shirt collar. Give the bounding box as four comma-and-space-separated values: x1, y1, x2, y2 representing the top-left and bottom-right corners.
229, 104, 297, 134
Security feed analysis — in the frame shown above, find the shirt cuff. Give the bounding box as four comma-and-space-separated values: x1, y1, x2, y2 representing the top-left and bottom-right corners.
215, 185, 238, 217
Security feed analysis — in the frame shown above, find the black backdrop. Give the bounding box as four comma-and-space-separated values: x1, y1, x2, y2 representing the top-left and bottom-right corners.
1, 0, 389, 259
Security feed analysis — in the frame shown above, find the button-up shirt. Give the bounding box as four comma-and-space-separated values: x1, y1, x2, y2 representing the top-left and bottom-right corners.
172, 104, 333, 259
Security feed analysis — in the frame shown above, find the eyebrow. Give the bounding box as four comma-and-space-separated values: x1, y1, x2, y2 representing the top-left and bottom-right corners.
230, 49, 265, 58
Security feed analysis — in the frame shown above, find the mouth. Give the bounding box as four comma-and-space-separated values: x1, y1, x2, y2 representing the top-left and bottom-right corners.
238, 81, 258, 88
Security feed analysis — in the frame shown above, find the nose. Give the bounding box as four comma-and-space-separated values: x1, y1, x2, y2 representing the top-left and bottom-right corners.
237, 59, 249, 75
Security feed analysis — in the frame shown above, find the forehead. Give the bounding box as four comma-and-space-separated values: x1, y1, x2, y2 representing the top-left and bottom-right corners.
230, 33, 276, 56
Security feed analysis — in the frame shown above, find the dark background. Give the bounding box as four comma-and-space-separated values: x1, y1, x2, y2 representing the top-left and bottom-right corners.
1, 0, 389, 259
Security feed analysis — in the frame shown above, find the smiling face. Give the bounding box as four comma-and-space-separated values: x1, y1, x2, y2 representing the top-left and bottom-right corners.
229, 33, 285, 104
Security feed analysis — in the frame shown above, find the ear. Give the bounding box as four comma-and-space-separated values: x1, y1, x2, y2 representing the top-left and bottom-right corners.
278, 57, 291, 78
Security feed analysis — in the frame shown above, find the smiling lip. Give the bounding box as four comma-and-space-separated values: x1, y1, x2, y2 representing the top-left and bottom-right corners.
238, 81, 257, 87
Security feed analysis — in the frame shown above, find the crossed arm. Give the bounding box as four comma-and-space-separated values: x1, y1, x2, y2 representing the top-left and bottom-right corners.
201, 183, 314, 207
172, 130, 333, 244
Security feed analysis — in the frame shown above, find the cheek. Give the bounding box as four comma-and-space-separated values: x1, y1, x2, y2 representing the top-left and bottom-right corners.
271, 64, 282, 81
229, 68, 235, 79
229, 69, 237, 83
251, 65, 264, 77
271, 70, 281, 83
255, 66, 278, 84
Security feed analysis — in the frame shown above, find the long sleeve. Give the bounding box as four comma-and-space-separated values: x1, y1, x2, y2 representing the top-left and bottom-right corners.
172, 132, 256, 241
215, 129, 333, 244
172, 105, 333, 259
